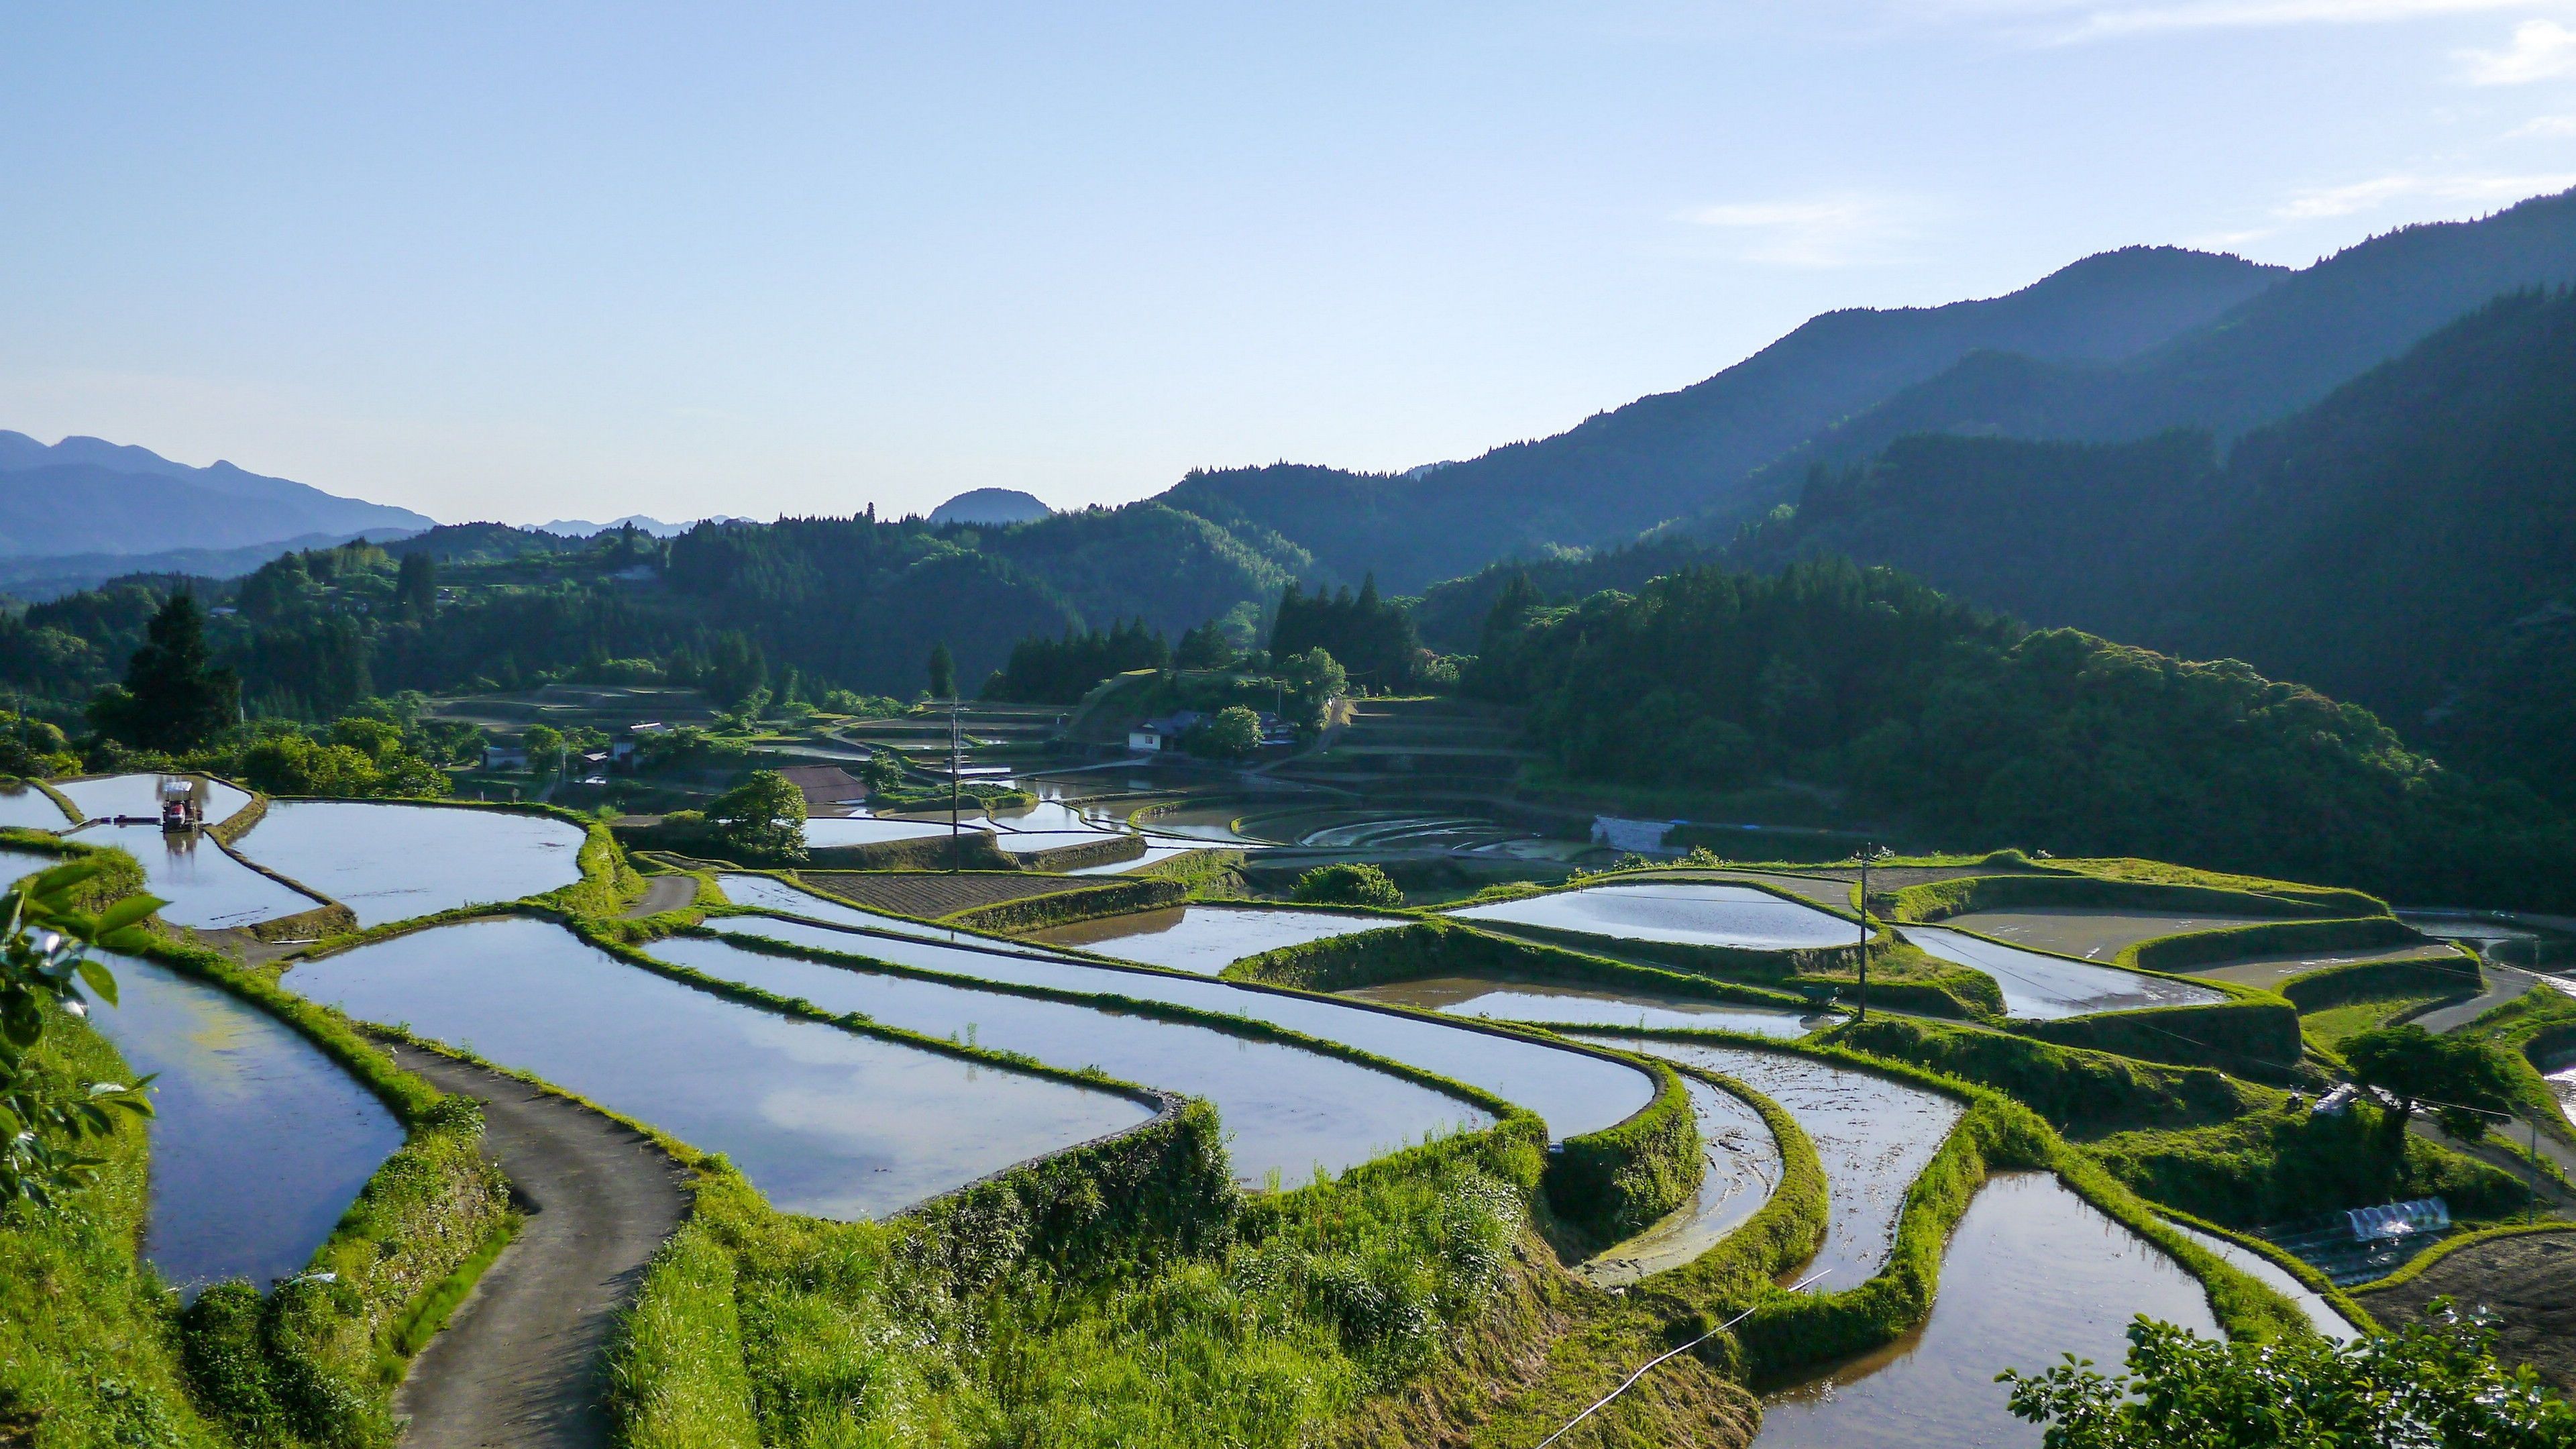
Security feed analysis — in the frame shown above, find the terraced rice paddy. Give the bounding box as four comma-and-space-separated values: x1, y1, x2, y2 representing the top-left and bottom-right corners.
1752, 1173, 2220, 1448
235, 802, 586, 926
287, 918, 1152, 1219
1064, 843, 1202, 874
2186, 941, 2475, 992
1342, 975, 1817, 1036
1939, 906, 2289, 959
1578, 1075, 1781, 1287
85, 952, 402, 1297
716, 873, 967, 939
2551, 1065, 2573, 1128
88, 823, 319, 930
2163, 1220, 2356, 1340
58, 773, 254, 822
647, 934, 1488, 1185
0, 782, 70, 828
802, 815, 966, 847
1447, 881, 1858, 951
1902, 926, 2227, 1019
1576, 1034, 1964, 1286
708, 916, 1658, 1140
1030, 905, 1399, 973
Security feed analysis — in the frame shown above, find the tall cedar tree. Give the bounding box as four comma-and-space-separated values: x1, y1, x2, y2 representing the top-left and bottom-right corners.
1269, 575, 1421, 689
92, 594, 239, 751
394, 551, 437, 619
927, 641, 956, 700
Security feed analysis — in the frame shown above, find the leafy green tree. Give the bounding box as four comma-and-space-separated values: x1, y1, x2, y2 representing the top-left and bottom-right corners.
707, 770, 808, 863
1186, 705, 1263, 761
2343, 1024, 2520, 1143
87, 594, 239, 752
1279, 647, 1346, 733
2000, 1305, 2573, 1446
0, 862, 160, 1207
1291, 863, 1404, 909
521, 724, 565, 771
928, 641, 956, 700
859, 751, 908, 794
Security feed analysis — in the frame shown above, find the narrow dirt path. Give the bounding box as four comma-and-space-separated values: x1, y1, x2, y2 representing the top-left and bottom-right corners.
382, 1040, 690, 1449
621, 874, 698, 919
2413, 959, 2538, 1033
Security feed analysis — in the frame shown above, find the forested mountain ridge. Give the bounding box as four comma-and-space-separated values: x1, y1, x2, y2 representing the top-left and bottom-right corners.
1675, 186, 2576, 531
1159, 246, 2283, 591
1723, 286, 2576, 808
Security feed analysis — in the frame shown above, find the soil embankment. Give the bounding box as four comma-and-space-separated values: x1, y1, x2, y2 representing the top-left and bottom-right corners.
383, 1042, 690, 1449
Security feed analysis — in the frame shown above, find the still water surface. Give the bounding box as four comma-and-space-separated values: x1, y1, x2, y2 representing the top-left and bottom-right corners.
1904, 926, 2226, 1020
710, 916, 1656, 1140
1447, 883, 1857, 951
90, 823, 319, 929
715, 874, 966, 940
650, 933, 1486, 1185
58, 773, 254, 822
237, 802, 586, 926
1344, 975, 1819, 1036
85, 953, 402, 1297
2163, 1220, 2357, 1341
0, 782, 71, 828
1752, 1173, 2219, 1449
1032, 906, 1399, 974
1578, 1034, 1964, 1287
287, 918, 1151, 1218
1580, 1075, 1782, 1287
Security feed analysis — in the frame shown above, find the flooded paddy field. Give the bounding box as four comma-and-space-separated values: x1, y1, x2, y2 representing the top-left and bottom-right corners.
648, 934, 1487, 1185
1752, 1173, 2220, 1449
1938, 906, 2294, 959
2187, 941, 2475, 992
1903, 926, 2226, 1019
1576, 1034, 1964, 1286
235, 802, 586, 926
716, 874, 967, 940
2163, 1220, 2356, 1340
88, 823, 319, 930
286, 918, 1152, 1219
803, 815, 972, 847
1342, 975, 1819, 1037
1030, 905, 1400, 973
86, 953, 402, 1297
1579, 1074, 1782, 1286
0, 782, 71, 828
1063, 842, 1203, 874
1628, 870, 1854, 912
708, 916, 1656, 1140
1447, 881, 1858, 951
58, 773, 254, 822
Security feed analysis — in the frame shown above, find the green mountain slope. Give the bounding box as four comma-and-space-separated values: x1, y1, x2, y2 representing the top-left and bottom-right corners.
1160, 246, 2282, 591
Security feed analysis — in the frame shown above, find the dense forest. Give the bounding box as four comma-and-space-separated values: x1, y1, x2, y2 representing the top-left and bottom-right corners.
1724, 286, 2576, 810
1470, 557, 2576, 909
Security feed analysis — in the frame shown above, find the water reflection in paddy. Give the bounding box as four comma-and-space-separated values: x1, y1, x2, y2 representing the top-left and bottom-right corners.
1030, 906, 1399, 974
85, 953, 401, 1297
288, 918, 1151, 1218
1754, 1173, 2218, 1449
1904, 926, 2225, 1020
1064, 843, 1202, 875
802, 816, 965, 847
1580, 1075, 1782, 1287
716, 874, 966, 941
1577, 1034, 1963, 1286
1941, 906, 2288, 959
649, 934, 1485, 1185
2163, 1220, 2355, 1341
236, 802, 585, 926
1446, 883, 1857, 951
89, 824, 318, 929
1344, 975, 1819, 1037
58, 773, 254, 822
710, 916, 1656, 1140
0, 782, 71, 829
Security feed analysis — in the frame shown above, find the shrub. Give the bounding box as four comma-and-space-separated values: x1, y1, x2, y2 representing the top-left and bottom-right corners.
1292, 863, 1403, 909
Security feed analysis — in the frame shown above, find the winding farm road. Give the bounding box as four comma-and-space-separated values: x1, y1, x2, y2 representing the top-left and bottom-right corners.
383, 1041, 690, 1449
621, 874, 700, 919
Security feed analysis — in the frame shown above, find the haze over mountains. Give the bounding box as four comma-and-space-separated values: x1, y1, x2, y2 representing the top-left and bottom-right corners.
0, 431, 432, 558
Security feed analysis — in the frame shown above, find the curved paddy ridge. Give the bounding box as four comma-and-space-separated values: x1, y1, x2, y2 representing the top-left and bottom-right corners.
1446, 882, 1859, 951
646, 933, 1489, 1185
1902, 925, 2226, 1020
708, 915, 1658, 1141
1028, 904, 1401, 974
284, 917, 1154, 1220
236, 802, 587, 926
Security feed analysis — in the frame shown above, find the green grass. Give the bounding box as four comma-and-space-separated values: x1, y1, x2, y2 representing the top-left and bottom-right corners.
0, 1010, 228, 1448
2300, 995, 2447, 1049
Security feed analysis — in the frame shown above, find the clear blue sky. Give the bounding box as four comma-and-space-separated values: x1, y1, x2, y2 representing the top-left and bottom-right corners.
5, 2, 2574, 526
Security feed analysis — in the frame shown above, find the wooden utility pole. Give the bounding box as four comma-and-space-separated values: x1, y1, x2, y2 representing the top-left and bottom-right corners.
1857, 845, 1873, 1022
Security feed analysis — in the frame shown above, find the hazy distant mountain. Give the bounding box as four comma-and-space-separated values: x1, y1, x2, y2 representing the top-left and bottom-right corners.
928, 488, 1051, 526
0, 432, 433, 556
1701, 186, 2576, 511
533, 515, 723, 538
0, 529, 424, 602
1159, 246, 2284, 591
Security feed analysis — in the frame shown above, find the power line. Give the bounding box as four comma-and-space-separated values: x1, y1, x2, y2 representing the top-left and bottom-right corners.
1533, 1270, 1831, 1448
